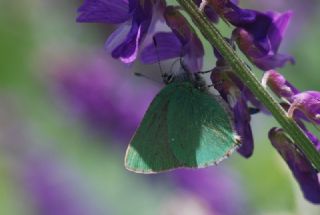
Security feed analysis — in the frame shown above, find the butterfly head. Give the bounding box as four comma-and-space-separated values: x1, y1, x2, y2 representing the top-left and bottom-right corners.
162, 58, 208, 91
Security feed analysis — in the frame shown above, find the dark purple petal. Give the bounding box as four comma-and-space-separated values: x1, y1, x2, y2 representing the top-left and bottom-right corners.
211, 68, 254, 158
203, 4, 219, 22
103, 0, 154, 63
251, 52, 295, 71
142, 6, 204, 71
140, 32, 182, 64
267, 11, 293, 52
194, 0, 219, 23
227, 3, 294, 70
288, 91, 320, 125
269, 128, 320, 204
183, 36, 204, 72
242, 87, 266, 112
233, 97, 254, 158
164, 6, 194, 45
110, 22, 143, 63
226, 3, 272, 42
105, 23, 131, 53
77, 0, 130, 24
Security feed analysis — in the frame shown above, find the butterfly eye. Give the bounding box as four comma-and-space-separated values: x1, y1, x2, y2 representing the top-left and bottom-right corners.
161, 73, 174, 84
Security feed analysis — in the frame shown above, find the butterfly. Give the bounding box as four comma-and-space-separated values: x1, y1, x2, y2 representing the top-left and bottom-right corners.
125, 65, 240, 174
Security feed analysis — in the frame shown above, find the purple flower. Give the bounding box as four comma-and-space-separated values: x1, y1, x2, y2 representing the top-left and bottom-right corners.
141, 6, 204, 72
54, 55, 158, 141
262, 70, 299, 102
77, 0, 165, 63
262, 70, 320, 148
0, 108, 105, 215
247, 0, 318, 40
211, 68, 254, 158
21, 154, 101, 215
212, 51, 320, 204
269, 128, 320, 204
170, 167, 248, 215
211, 47, 255, 158
195, 0, 223, 23
197, 0, 239, 22
225, 2, 294, 70
288, 91, 320, 125
262, 70, 320, 125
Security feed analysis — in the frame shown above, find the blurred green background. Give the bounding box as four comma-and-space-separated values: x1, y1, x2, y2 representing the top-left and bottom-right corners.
0, 1, 320, 215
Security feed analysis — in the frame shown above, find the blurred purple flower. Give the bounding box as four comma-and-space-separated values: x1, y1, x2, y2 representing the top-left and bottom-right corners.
54, 55, 158, 141
171, 167, 249, 215
77, 0, 165, 63
0, 101, 107, 215
269, 128, 320, 204
20, 154, 102, 215
141, 6, 204, 72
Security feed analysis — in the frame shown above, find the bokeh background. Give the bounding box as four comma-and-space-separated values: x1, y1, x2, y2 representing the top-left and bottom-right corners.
1, 1, 320, 214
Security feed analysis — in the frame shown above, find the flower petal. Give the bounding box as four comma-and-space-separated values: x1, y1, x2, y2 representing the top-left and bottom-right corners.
267, 11, 293, 52
140, 32, 182, 64
108, 22, 142, 63
233, 97, 254, 158
77, 0, 130, 24
183, 36, 204, 72
262, 70, 299, 101
288, 91, 320, 124
211, 69, 254, 158
269, 128, 320, 204
252, 53, 295, 71
226, 4, 272, 41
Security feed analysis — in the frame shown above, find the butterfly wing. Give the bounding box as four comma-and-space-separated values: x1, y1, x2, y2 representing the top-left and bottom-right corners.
125, 84, 182, 173
168, 82, 239, 167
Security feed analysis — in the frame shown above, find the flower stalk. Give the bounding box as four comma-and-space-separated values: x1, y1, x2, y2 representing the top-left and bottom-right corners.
176, 0, 320, 170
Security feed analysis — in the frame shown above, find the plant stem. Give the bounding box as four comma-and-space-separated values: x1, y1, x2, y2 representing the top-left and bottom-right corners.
176, 0, 320, 170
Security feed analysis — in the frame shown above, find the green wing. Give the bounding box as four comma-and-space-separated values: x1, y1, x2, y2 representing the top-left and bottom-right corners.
125, 84, 182, 173
167, 82, 239, 167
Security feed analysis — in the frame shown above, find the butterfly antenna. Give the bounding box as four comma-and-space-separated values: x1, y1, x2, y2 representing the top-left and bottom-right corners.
179, 57, 187, 72
152, 36, 171, 84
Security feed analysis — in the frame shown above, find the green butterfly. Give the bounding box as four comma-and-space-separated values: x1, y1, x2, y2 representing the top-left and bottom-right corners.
125, 70, 240, 174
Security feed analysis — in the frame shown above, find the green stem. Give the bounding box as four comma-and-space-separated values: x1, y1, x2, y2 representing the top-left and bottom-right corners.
176, 0, 320, 170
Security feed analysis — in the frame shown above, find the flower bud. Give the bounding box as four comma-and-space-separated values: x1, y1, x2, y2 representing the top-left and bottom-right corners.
269, 128, 320, 204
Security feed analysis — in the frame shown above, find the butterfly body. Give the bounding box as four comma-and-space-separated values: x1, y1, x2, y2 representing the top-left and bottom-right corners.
125, 78, 239, 173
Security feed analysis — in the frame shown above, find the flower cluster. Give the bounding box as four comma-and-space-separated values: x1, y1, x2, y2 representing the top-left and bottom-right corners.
259, 70, 320, 203
77, 0, 320, 203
